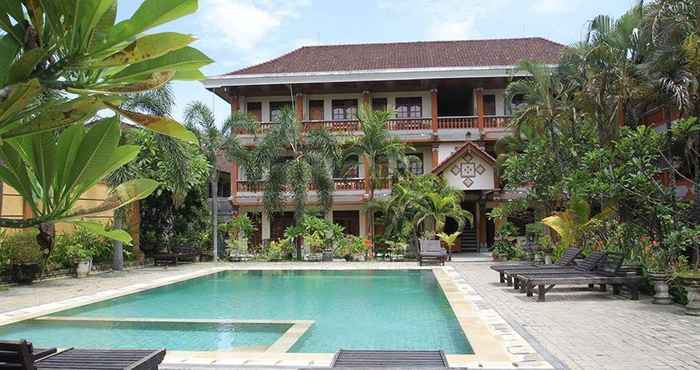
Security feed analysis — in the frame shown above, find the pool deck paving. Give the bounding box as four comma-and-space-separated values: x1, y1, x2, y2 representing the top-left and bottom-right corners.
0, 261, 698, 369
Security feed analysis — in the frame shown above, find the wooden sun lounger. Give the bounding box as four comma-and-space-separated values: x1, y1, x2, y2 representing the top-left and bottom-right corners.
518, 253, 641, 301
153, 245, 198, 266
490, 247, 581, 284
0, 340, 166, 370
331, 350, 448, 368
418, 240, 448, 266
511, 251, 606, 290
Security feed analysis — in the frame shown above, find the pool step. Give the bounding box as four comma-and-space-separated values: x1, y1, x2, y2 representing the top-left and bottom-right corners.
331, 349, 448, 368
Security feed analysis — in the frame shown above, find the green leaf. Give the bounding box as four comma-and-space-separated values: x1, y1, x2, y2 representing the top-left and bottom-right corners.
0, 79, 42, 127
96, 0, 198, 52
7, 48, 46, 85
70, 221, 133, 245
0, 33, 20, 85
54, 124, 86, 194
0, 0, 23, 22
77, 145, 140, 194
94, 32, 195, 67
108, 46, 213, 82
0, 2, 24, 43
0, 141, 36, 202
65, 116, 121, 197
106, 102, 198, 144
74, 0, 116, 50
87, 70, 174, 93
1, 96, 103, 139
66, 178, 159, 219
172, 68, 206, 81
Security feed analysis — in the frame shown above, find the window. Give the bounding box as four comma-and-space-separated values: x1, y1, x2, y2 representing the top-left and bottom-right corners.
332, 99, 357, 120
246, 102, 262, 121
309, 100, 324, 120
270, 101, 291, 122
483, 95, 496, 116
398, 154, 424, 176
371, 98, 387, 112
209, 171, 231, 197
335, 155, 359, 178
395, 97, 422, 118
508, 94, 525, 115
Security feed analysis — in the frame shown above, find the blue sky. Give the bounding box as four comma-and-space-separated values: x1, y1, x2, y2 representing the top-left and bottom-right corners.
118, 0, 636, 123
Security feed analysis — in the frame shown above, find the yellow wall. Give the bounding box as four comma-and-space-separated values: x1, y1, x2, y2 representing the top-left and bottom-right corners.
1, 183, 114, 234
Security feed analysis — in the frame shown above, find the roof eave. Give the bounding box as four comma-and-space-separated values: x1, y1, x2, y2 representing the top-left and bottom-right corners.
201, 64, 557, 88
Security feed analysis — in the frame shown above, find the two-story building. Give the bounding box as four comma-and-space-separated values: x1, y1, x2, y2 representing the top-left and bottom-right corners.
202, 37, 564, 252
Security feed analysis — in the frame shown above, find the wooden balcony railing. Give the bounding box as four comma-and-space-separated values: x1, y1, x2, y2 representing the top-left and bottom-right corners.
484, 115, 511, 128
437, 116, 478, 129
333, 178, 365, 191
234, 116, 511, 135
303, 120, 359, 132
385, 118, 431, 130
237, 179, 369, 193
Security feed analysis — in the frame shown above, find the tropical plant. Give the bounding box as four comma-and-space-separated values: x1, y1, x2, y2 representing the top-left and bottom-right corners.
284, 214, 344, 255
436, 231, 461, 253
541, 196, 614, 256
0, 231, 42, 267
344, 108, 410, 245
219, 214, 255, 241
106, 85, 208, 269
0, 0, 209, 144
240, 107, 338, 260
183, 101, 247, 261
413, 189, 473, 238
0, 117, 157, 258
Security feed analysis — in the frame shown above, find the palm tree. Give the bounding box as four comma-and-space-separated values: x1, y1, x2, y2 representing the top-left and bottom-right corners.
506, 61, 574, 174
343, 108, 410, 245
413, 187, 473, 237
242, 108, 338, 260
183, 101, 244, 261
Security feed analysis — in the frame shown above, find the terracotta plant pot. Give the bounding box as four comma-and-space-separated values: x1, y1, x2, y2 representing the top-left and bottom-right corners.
648, 271, 671, 305
678, 274, 700, 316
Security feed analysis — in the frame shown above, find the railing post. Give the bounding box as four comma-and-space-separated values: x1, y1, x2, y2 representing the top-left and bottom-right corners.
295, 92, 304, 122
430, 88, 438, 138
475, 88, 485, 133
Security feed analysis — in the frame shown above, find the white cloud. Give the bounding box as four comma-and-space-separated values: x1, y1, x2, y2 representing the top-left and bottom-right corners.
427, 16, 479, 40
531, 0, 574, 14
199, 0, 311, 50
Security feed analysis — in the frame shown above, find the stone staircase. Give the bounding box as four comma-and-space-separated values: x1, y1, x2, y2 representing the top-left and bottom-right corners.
460, 226, 479, 252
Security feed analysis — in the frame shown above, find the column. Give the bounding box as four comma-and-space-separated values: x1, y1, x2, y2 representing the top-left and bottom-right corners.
475, 88, 485, 132
361, 90, 370, 109
228, 90, 240, 115
432, 143, 439, 169
295, 92, 304, 121
430, 88, 438, 137
230, 161, 238, 199
474, 201, 481, 252
262, 209, 271, 240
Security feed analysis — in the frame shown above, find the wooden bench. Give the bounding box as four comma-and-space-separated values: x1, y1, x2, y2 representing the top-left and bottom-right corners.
153, 245, 198, 266
0, 340, 165, 370
331, 350, 448, 368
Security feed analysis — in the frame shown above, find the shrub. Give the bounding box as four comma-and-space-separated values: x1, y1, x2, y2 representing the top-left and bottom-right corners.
491, 239, 523, 260
284, 214, 345, 253
336, 235, 369, 258
265, 239, 294, 260
0, 231, 43, 268
50, 227, 112, 269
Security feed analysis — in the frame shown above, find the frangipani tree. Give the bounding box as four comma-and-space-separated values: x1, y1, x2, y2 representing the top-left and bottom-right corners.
0, 0, 211, 257
0, 116, 158, 255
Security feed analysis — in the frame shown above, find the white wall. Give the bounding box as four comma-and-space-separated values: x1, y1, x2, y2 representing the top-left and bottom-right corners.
472, 88, 507, 116
442, 153, 495, 190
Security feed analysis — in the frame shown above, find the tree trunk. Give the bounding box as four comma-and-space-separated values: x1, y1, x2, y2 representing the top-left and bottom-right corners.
111, 211, 124, 271
211, 177, 219, 262
693, 152, 700, 270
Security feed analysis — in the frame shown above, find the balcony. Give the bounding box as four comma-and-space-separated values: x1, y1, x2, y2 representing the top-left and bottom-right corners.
237, 116, 508, 134
236, 178, 390, 194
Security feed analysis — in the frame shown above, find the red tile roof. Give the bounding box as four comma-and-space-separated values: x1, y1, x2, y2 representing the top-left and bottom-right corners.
227, 38, 565, 75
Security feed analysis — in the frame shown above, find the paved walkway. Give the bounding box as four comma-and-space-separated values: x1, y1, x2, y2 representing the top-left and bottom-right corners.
452, 262, 700, 370
1, 261, 699, 370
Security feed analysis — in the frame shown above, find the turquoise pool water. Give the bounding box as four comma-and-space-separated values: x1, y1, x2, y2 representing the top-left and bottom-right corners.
0, 270, 471, 353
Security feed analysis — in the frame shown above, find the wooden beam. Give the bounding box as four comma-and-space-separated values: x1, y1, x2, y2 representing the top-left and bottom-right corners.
475, 88, 485, 132
430, 88, 438, 137
295, 93, 304, 121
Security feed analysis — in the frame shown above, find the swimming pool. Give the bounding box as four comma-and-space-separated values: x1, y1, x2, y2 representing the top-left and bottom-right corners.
0, 270, 472, 354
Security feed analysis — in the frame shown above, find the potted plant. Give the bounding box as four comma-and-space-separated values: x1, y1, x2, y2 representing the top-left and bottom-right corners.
385, 240, 408, 261
57, 242, 94, 278
336, 235, 367, 262
436, 231, 461, 261
669, 225, 700, 315
640, 238, 673, 304
2, 231, 43, 284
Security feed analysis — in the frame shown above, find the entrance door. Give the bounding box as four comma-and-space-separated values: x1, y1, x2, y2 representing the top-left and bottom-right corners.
271, 212, 295, 240
333, 210, 360, 236
459, 201, 479, 252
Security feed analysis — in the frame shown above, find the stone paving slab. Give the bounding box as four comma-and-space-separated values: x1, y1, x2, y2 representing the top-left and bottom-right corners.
452, 261, 700, 370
